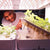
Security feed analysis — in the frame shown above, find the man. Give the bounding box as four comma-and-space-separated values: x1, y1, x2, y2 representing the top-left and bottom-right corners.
3, 11, 22, 30
3, 11, 16, 22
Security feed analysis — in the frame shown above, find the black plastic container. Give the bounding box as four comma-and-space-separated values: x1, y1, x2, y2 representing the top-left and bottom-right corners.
16, 19, 50, 50
0, 40, 15, 50
15, 9, 50, 50
0, 11, 16, 50
17, 40, 50, 50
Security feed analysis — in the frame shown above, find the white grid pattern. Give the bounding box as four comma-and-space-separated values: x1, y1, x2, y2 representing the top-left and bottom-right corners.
0, 0, 13, 10
19, 0, 50, 9
0, 0, 50, 9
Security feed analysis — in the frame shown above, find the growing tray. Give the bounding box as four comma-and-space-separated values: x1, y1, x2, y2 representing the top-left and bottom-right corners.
16, 40, 50, 50
24, 19, 50, 35
0, 39, 15, 50
16, 19, 50, 50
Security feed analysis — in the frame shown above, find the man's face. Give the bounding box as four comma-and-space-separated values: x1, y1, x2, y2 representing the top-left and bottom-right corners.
4, 11, 16, 22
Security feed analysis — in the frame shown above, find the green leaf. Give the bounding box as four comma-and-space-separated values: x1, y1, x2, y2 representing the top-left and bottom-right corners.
24, 10, 50, 32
